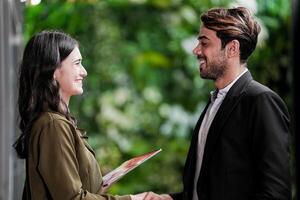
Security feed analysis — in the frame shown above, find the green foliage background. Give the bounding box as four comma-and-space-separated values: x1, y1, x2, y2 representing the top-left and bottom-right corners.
24, 0, 292, 196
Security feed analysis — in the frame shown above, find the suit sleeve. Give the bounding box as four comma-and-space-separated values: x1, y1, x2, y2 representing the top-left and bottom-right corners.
250, 92, 291, 200
169, 192, 183, 200
37, 119, 131, 200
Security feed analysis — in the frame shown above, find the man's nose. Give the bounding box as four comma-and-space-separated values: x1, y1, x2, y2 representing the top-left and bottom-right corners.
193, 45, 202, 56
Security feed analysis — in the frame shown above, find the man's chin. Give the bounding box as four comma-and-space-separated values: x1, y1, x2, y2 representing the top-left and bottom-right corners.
200, 72, 214, 80
199, 70, 207, 78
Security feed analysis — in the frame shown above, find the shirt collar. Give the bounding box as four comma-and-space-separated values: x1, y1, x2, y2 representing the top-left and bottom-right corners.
210, 68, 248, 102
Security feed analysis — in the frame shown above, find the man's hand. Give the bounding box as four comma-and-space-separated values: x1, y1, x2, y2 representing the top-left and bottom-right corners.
130, 192, 148, 200
160, 194, 173, 200
143, 192, 173, 200
131, 192, 173, 200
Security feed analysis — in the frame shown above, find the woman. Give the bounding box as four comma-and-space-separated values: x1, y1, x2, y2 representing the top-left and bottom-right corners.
13, 30, 149, 200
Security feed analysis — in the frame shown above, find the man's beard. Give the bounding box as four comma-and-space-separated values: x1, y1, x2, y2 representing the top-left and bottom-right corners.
199, 53, 227, 80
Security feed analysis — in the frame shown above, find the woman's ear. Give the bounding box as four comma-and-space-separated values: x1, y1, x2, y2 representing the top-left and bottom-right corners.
226, 39, 240, 58
53, 69, 59, 80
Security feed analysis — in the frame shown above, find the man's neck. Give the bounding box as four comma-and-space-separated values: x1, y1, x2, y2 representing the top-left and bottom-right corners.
214, 63, 247, 89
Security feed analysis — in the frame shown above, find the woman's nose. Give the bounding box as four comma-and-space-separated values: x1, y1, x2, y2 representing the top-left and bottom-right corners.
81, 65, 88, 77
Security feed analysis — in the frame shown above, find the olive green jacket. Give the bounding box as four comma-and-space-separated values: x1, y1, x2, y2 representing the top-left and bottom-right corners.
23, 111, 131, 200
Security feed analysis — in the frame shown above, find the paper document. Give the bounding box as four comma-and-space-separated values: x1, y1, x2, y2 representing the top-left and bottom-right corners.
102, 148, 162, 187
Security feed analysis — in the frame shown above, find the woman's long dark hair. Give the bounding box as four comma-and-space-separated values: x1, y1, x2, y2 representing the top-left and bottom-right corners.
14, 30, 78, 159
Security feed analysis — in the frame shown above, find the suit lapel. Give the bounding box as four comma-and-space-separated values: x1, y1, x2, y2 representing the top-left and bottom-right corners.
183, 102, 210, 196
200, 71, 253, 173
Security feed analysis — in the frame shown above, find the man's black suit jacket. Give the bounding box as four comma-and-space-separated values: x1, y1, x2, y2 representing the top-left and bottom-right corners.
171, 71, 291, 200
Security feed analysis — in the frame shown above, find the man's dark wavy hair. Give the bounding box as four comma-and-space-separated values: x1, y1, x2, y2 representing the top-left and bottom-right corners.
201, 7, 261, 63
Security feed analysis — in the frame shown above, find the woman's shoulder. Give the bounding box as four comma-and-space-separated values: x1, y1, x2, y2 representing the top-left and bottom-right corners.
38, 111, 68, 123
33, 111, 74, 131
30, 111, 79, 147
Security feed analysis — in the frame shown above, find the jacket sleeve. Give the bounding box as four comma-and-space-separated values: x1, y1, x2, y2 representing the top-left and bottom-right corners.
169, 192, 183, 200
37, 118, 131, 200
250, 91, 291, 200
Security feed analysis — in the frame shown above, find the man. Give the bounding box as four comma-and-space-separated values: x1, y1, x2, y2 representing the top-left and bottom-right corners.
145, 6, 291, 200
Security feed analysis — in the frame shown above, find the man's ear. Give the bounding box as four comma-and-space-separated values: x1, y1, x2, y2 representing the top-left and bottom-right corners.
226, 39, 240, 58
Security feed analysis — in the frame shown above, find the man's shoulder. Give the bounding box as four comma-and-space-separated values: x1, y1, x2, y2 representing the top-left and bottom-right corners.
242, 80, 287, 108
244, 80, 276, 96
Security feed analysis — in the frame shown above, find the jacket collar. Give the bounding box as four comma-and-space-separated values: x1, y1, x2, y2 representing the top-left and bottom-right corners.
200, 70, 253, 175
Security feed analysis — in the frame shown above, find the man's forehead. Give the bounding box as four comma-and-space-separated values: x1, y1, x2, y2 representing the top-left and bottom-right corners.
198, 26, 218, 40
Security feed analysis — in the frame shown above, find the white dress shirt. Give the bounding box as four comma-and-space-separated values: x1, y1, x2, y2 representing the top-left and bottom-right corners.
192, 69, 248, 200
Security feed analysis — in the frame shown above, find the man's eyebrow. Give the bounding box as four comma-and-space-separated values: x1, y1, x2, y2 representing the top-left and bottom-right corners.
198, 35, 209, 40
